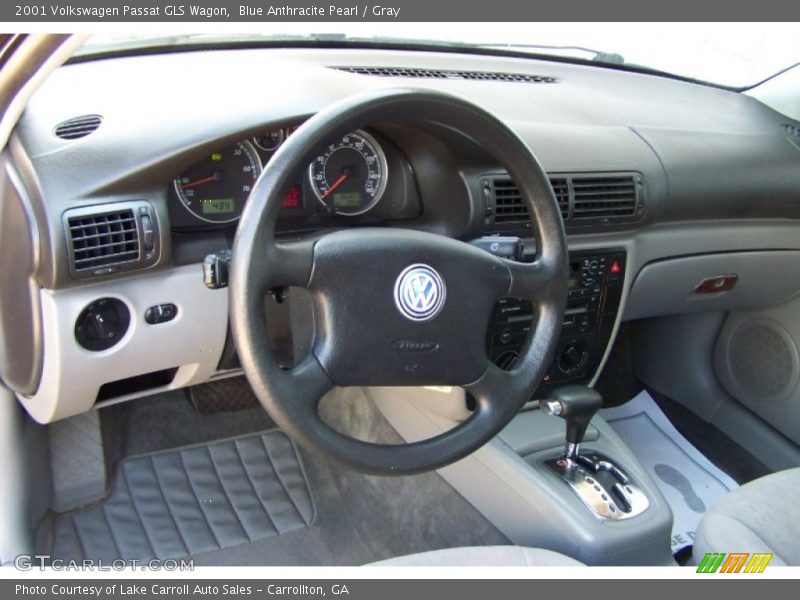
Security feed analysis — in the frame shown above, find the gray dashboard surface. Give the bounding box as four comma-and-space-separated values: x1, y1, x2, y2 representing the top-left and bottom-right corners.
13, 48, 800, 288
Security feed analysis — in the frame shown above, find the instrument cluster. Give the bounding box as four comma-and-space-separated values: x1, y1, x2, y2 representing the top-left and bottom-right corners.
168, 123, 408, 231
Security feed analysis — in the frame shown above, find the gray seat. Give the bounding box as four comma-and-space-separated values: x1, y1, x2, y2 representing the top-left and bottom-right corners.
370, 546, 583, 566
694, 467, 800, 566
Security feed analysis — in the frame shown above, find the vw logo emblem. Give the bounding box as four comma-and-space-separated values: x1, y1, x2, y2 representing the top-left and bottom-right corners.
394, 264, 446, 322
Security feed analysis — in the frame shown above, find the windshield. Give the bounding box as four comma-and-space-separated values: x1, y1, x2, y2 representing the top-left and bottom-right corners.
79, 23, 800, 89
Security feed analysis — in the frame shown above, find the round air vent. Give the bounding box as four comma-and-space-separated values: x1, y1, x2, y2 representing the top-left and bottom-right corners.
556, 340, 589, 375
726, 320, 799, 403
54, 114, 102, 140
495, 350, 519, 371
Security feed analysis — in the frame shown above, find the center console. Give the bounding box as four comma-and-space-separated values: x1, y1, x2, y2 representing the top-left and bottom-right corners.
370, 383, 675, 566
488, 248, 627, 395
368, 242, 675, 565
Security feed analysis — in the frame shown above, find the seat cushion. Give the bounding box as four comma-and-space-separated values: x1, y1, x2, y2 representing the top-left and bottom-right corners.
694, 467, 800, 566
369, 546, 583, 566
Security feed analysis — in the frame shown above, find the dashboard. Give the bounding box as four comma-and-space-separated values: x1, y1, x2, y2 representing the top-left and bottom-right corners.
3, 45, 800, 423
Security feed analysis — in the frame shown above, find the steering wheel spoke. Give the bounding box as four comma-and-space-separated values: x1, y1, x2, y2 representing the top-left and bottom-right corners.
278, 354, 334, 415
504, 257, 561, 302
263, 237, 317, 289
465, 363, 530, 420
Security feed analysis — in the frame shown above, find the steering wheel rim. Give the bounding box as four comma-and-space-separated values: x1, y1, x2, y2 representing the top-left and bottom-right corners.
230, 88, 567, 475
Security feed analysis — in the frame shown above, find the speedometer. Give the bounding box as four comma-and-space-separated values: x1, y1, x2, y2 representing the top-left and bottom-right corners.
174, 141, 261, 224
307, 130, 388, 216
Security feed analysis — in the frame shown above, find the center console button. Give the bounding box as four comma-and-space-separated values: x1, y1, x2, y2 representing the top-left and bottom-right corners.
587, 260, 602, 275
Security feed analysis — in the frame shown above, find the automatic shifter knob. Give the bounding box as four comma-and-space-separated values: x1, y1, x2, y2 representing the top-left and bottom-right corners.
541, 385, 603, 459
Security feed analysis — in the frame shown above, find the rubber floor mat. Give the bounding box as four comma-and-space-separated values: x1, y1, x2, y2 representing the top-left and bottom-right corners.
188, 376, 261, 414
601, 391, 737, 554
50, 430, 314, 561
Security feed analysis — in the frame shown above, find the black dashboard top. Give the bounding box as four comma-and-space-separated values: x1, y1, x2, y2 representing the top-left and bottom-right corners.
10, 46, 800, 289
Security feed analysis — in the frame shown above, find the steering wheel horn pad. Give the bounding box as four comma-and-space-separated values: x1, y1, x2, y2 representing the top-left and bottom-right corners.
310, 227, 510, 387
230, 88, 567, 475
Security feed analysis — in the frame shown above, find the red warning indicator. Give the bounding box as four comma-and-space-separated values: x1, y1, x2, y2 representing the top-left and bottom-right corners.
282, 186, 301, 209
610, 260, 621, 274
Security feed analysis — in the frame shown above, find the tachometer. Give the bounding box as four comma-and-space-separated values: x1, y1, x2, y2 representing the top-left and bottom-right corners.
174, 141, 261, 224
307, 130, 388, 216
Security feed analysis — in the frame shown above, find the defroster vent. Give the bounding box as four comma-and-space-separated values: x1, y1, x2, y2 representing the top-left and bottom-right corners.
335, 66, 557, 84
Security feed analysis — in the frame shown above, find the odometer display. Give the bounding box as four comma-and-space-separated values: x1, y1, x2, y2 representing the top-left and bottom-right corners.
202, 198, 236, 214
174, 141, 261, 224
333, 192, 362, 208
308, 130, 388, 216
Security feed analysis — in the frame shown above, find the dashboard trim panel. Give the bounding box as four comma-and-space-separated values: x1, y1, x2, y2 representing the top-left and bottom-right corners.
19, 264, 227, 423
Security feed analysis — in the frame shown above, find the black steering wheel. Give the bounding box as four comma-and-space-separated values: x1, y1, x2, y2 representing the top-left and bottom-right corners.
230, 88, 567, 475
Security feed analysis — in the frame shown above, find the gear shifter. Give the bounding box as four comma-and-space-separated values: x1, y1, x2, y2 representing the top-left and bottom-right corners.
541, 385, 602, 460
540, 385, 650, 521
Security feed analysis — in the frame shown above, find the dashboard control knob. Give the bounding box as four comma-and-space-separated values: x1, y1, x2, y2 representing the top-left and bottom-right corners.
498, 328, 514, 344
557, 340, 588, 375
74, 298, 130, 352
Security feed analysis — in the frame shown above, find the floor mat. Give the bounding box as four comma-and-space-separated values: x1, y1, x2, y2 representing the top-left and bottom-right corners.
601, 390, 738, 554
648, 389, 772, 485
188, 376, 261, 414
51, 430, 314, 561
68, 387, 508, 565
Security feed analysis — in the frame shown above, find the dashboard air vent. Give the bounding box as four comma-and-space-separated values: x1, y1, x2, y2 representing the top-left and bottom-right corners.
571, 176, 638, 219
783, 124, 800, 151
54, 114, 102, 140
550, 178, 570, 219
65, 201, 159, 280
488, 176, 569, 226
492, 179, 528, 224
782, 123, 800, 138
483, 172, 644, 232
67, 209, 139, 271
335, 66, 557, 84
